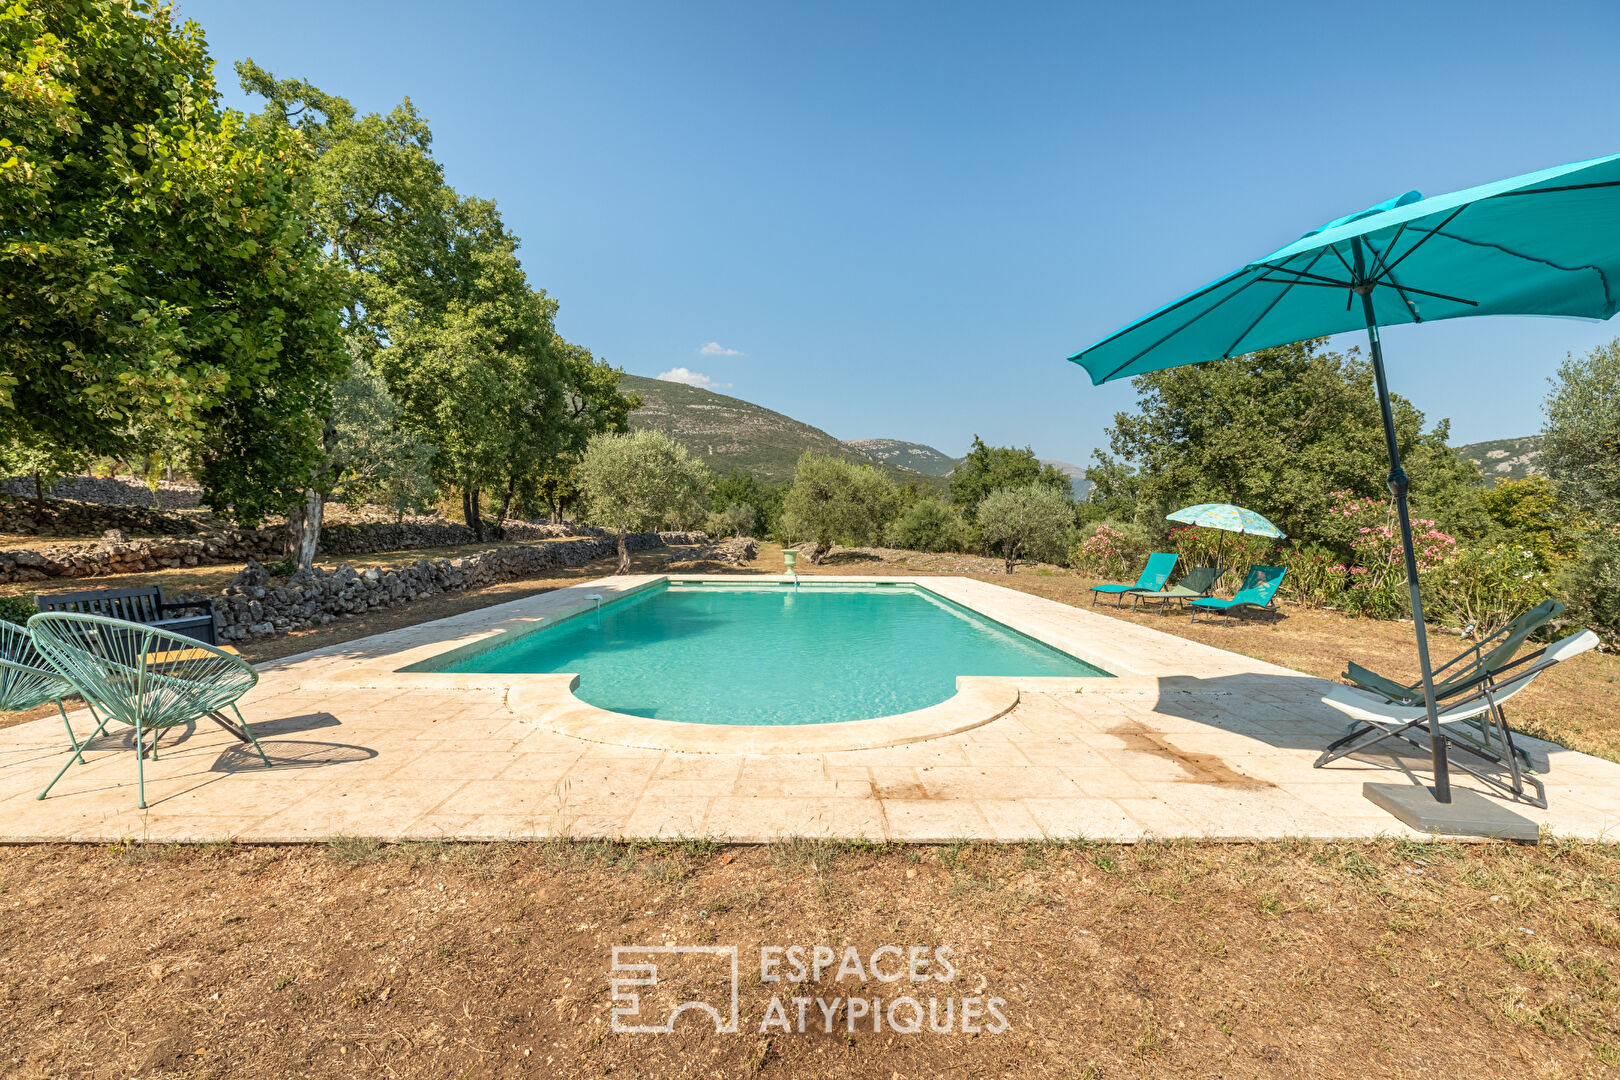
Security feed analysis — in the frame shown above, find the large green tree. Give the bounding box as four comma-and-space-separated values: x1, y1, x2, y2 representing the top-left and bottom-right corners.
241, 63, 579, 548
948, 436, 1071, 521
526, 344, 640, 523
1086, 340, 1485, 546
1, 1, 346, 510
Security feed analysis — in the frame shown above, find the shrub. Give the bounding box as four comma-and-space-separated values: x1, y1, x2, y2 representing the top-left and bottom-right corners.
884, 499, 968, 553
1274, 541, 1343, 608
1422, 542, 1556, 637
0, 595, 35, 626
976, 484, 1075, 574
703, 502, 756, 539
1069, 521, 1153, 579
1559, 533, 1620, 639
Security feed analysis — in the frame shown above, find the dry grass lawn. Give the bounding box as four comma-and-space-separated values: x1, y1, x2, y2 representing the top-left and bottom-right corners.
3, 839, 1618, 1079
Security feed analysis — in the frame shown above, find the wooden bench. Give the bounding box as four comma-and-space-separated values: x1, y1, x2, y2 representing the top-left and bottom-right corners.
35, 586, 219, 645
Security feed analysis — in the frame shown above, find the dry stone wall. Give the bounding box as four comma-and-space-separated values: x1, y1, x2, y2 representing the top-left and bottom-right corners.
0, 505, 628, 584
213, 531, 703, 642
0, 476, 205, 509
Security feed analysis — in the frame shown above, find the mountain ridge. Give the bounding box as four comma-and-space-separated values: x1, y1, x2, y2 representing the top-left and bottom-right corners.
1456, 436, 1543, 484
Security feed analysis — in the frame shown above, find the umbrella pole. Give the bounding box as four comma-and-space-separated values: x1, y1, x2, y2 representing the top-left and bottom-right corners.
1358, 292, 1451, 803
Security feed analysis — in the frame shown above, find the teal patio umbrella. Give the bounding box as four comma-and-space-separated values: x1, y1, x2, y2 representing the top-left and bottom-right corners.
1069, 152, 1620, 803
1167, 503, 1285, 572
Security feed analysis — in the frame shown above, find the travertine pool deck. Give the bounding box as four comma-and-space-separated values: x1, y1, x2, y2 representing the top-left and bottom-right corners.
2, 575, 1617, 843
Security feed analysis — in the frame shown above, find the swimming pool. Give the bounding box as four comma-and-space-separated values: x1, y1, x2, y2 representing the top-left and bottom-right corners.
427, 581, 1108, 725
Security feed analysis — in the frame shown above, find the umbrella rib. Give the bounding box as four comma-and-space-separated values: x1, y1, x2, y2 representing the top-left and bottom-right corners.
1493, 179, 1620, 197
1098, 269, 1271, 381
1071, 267, 1251, 361
1374, 205, 1469, 280
1225, 250, 1332, 357
1324, 242, 1358, 279
1251, 261, 1355, 287
1371, 280, 1479, 306
1359, 234, 1426, 320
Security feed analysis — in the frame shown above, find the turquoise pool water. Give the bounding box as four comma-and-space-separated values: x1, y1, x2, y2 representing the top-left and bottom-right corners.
433, 582, 1108, 725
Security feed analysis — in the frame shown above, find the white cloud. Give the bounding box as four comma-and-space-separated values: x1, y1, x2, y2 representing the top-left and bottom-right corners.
656, 367, 731, 389
699, 341, 742, 357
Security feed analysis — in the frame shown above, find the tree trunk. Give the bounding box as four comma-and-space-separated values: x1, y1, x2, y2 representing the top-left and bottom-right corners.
616, 527, 630, 574
547, 495, 561, 525
31, 472, 44, 506
498, 475, 516, 524
1003, 539, 1020, 575
469, 488, 485, 542
284, 488, 325, 570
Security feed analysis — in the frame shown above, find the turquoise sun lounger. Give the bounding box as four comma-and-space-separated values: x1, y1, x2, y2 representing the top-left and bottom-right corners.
1188, 565, 1286, 624
1089, 552, 1177, 607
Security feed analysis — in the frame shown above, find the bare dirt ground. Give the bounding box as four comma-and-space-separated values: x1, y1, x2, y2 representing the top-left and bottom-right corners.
2, 838, 1617, 1079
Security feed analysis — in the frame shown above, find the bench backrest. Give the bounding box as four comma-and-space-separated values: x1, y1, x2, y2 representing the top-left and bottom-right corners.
35, 586, 165, 624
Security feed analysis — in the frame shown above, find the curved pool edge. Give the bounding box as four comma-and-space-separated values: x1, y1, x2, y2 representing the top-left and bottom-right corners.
505, 674, 1029, 754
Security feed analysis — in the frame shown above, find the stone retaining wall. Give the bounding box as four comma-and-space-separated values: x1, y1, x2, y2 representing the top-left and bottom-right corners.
0, 531, 280, 583
0, 516, 615, 583
212, 531, 704, 641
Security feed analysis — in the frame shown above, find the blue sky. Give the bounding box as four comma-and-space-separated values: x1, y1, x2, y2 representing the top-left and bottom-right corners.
187, 0, 1620, 466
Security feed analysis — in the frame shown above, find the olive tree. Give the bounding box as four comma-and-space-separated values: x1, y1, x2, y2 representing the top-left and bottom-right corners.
779, 453, 898, 563
578, 430, 712, 573
977, 484, 1075, 574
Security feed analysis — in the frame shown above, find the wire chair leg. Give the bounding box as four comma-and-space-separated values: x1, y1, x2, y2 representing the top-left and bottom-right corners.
38, 706, 115, 801
135, 717, 147, 810
233, 704, 272, 769
55, 700, 86, 766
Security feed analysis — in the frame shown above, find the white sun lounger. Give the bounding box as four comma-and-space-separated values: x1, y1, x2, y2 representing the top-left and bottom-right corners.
1314, 629, 1600, 808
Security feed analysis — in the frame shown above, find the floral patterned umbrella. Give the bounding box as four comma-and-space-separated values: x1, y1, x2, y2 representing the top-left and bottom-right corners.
1166, 503, 1285, 538
1166, 504, 1285, 573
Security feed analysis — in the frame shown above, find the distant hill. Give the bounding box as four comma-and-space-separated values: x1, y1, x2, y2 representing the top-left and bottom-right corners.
1041, 459, 1095, 501
1456, 436, 1543, 484
620, 375, 928, 485
843, 439, 960, 477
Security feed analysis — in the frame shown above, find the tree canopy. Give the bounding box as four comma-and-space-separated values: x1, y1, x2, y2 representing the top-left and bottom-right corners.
1085, 340, 1486, 545
977, 484, 1074, 573
1, 1, 347, 508
780, 452, 898, 562
1543, 339, 1620, 524
949, 436, 1071, 520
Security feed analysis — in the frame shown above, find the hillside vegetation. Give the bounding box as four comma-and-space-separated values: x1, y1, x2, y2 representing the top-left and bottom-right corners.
620, 375, 939, 485
1457, 435, 1543, 484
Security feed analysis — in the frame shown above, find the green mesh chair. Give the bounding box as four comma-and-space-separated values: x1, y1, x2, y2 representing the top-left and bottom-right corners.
1, 621, 100, 769
28, 612, 269, 809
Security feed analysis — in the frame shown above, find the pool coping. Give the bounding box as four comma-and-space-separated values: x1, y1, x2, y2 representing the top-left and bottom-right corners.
264, 574, 1180, 755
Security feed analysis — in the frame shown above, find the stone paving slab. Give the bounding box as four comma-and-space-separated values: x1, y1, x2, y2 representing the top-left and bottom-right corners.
2, 575, 1617, 843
